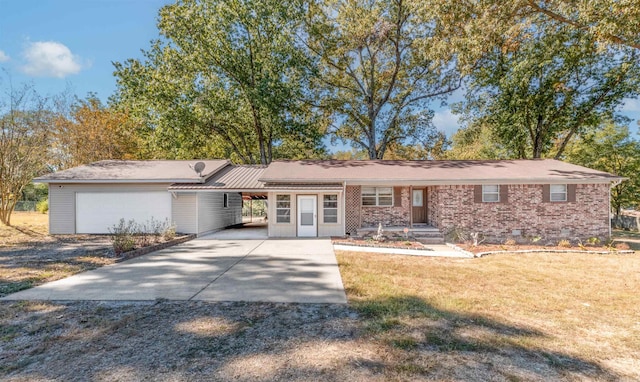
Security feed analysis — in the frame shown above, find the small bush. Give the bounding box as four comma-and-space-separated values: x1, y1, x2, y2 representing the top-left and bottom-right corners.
109, 219, 137, 255
530, 235, 542, 243
163, 224, 177, 241
558, 239, 571, 248
587, 237, 601, 246
36, 199, 48, 214
503, 238, 516, 246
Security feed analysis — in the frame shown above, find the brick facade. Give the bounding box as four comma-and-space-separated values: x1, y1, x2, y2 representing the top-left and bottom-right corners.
429, 183, 610, 242
360, 187, 411, 228
346, 183, 611, 241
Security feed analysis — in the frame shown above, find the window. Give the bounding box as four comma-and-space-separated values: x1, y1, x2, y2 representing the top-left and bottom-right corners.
361, 187, 393, 206
323, 194, 338, 223
482, 185, 500, 202
550, 184, 567, 202
276, 194, 291, 223
223, 193, 229, 208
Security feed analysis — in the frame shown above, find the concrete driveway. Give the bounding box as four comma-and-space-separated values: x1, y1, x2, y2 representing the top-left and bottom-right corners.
2, 237, 347, 304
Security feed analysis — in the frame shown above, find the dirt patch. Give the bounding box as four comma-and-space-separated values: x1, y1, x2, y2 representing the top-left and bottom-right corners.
0, 236, 115, 297
0, 301, 373, 381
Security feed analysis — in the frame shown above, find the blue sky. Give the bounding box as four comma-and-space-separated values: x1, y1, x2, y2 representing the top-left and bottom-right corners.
1, 0, 638, 142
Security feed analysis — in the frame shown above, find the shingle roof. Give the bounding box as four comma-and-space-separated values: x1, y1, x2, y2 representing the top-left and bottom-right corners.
35, 160, 230, 183
169, 165, 267, 190
260, 159, 623, 185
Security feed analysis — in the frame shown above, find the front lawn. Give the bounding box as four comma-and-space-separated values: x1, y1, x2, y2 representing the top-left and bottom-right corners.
2, 249, 639, 381
337, 250, 640, 381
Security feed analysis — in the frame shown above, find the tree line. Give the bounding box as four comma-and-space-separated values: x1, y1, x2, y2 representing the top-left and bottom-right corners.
1, 0, 639, 225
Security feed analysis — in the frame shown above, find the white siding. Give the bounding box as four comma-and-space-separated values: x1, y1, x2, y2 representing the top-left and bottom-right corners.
47, 183, 172, 234
267, 191, 344, 237
197, 192, 242, 235
172, 193, 197, 234
49, 184, 75, 234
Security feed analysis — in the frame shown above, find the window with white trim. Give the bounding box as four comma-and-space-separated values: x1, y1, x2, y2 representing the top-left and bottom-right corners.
223, 193, 229, 208
550, 184, 567, 202
482, 185, 500, 202
323, 194, 338, 223
361, 187, 393, 206
276, 195, 291, 223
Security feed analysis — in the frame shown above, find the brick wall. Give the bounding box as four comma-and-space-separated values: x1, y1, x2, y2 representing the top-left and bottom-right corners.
430, 183, 610, 242
360, 186, 411, 227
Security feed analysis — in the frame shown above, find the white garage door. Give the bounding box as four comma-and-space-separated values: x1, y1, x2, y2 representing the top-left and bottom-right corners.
76, 192, 172, 234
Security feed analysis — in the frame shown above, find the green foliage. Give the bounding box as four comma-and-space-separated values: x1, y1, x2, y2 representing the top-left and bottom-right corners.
20, 183, 48, 203
456, 20, 640, 159
113, 0, 327, 163
564, 122, 640, 214
307, 0, 460, 159
426, 0, 640, 76
36, 200, 48, 214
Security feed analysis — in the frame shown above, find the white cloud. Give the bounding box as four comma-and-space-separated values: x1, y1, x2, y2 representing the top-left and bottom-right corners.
21, 41, 82, 78
432, 108, 461, 137
621, 98, 640, 113
0, 50, 9, 62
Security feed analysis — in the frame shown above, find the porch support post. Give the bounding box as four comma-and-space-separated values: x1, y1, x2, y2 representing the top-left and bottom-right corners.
409, 186, 413, 228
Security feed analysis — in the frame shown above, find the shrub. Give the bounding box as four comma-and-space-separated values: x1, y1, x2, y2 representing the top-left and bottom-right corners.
587, 237, 601, 246
162, 223, 177, 241
558, 239, 571, 248
109, 219, 137, 255
36, 199, 48, 214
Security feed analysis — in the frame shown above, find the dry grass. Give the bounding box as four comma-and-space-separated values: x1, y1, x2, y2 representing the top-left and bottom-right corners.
0, 212, 114, 297
337, 250, 640, 380
0, 212, 49, 247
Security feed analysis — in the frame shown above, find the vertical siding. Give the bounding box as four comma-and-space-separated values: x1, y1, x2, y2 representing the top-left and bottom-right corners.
267, 191, 344, 238
172, 193, 197, 234
197, 192, 242, 235
47, 183, 172, 234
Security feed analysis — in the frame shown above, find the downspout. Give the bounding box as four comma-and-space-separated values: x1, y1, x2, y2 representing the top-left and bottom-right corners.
195, 193, 200, 236
342, 181, 347, 236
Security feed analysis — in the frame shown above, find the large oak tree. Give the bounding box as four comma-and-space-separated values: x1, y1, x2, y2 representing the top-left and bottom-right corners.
306, 0, 460, 159
114, 0, 326, 164
454, 20, 640, 159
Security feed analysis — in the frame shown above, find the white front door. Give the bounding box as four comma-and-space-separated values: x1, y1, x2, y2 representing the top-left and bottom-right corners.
297, 195, 317, 237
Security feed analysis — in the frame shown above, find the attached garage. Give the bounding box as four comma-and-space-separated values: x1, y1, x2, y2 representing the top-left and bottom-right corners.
36, 160, 234, 235
75, 191, 172, 234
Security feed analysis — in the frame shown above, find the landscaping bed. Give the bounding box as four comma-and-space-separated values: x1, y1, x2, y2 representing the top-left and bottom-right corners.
457, 241, 633, 256
332, 236, 427, 250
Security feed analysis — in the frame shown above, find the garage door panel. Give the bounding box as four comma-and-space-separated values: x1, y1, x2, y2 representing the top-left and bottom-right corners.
76, 192, 172, 234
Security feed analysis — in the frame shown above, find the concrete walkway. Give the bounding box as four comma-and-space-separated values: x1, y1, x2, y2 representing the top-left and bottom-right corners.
2, 238, 346, 304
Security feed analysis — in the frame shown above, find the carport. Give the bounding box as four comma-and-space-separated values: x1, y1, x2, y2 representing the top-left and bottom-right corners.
169, 165, 269, 237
